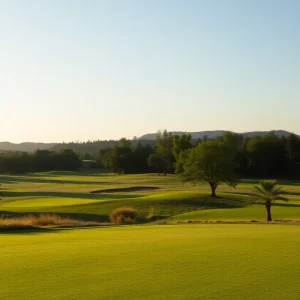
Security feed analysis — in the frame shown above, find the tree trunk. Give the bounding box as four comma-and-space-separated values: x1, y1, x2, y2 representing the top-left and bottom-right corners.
164, 165, 167, 176
209, 182, 217, 197
265, 201, 272, 222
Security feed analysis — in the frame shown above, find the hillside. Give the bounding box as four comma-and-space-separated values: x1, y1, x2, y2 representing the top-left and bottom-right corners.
0, 142, 57, 152
50, 139, 156, 154
0, 130, 296, 153
139, 130, 294, 140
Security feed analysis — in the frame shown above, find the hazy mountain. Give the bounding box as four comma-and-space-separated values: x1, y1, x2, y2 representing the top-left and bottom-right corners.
0, 130, 296, 153
50, 140, 156, 154
0, 142, 57, 152
139, 130, 295, 140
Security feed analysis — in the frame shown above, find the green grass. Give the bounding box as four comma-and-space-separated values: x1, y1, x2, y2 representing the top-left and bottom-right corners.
0, 197, 101, 208
173, 202, 300, 221
1, 172, 300, 222
1, 224, 300, 300
1, 172, 300, 299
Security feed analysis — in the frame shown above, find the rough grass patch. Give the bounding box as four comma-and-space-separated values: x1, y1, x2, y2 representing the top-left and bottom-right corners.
147, 206, 159, 220
109, 207, 137, 224
0, 214, 101, 231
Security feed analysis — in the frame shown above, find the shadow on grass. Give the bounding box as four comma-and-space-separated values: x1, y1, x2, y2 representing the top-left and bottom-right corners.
273, 202, 300, 208
222, 191, 250, 196
2, 190, 143, 200
135, 194, 248, 220
0, 225, 113, 235
0, 175, 113, 185
241, 179, 300, 186
282, 191, 300, 196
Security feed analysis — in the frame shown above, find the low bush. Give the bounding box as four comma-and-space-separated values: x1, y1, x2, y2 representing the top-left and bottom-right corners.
109, 207, 137, 224
147, 206, 159, 220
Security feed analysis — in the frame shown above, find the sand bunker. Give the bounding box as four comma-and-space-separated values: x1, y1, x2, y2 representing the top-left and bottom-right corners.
90, 186, 160, 194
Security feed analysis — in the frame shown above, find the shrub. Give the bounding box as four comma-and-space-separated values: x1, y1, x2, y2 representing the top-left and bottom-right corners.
109, 207, 137, 224
147, 206, 159, 220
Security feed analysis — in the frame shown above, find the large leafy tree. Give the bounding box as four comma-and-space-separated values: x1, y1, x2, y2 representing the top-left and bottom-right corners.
179, 140, 237, 197
251, 180, 288, 222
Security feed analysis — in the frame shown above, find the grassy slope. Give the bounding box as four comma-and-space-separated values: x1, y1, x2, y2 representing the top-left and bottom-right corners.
1, 225, 300, 300
0, 172, 300, 221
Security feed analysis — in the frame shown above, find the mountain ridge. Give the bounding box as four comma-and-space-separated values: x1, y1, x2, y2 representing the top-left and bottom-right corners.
139, 130, 296, 140
0, 142, 57, 152
0, 130, 297, 152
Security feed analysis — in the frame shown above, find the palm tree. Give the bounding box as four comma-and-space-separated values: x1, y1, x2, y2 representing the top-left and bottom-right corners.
252, 180, 288, 222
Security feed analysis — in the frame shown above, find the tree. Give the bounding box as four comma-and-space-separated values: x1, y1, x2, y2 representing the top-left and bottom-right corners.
251, 180, 288, 222
246, 134, 287, 178
148, 153, 165, 175
54, 149, 82, 171
223, 131, 243, 150
156, 130, 174, 175
179, 140, 237, 197
172, 133, 192, 160
174, 149, 191, 174
101, 138, 132, 173
286, 133, 300, 177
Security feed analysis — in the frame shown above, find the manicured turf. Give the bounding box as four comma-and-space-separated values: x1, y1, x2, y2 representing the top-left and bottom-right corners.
1, 173, 300, 299
1, 224, 300, 300
1, 171, 300, 222
0, 197, 101, 208
173, 202, 300, 221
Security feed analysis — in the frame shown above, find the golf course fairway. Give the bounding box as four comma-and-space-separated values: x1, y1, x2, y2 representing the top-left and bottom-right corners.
1, 224, 300, 300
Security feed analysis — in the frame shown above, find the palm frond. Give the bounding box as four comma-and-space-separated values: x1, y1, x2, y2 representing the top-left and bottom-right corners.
251, 180, 288, 204
272, 195, 288, 202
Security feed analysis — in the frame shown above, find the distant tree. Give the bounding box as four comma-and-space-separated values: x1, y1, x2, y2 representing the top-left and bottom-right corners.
98, 148, 111, 168
251, 180, 288, 222
33, 150, 54, 172
101, 139, 132, 173
119, 138, 132, 149
246, 134, 287, 177
156, 130, 173, 175
223, 132, 244, 150
172, 133, 192, 160
174, 149, 191, 174
54, 149, 82, 171
132, 143, 154, 173
179, 140, 237, 197
202, 135, 208, 142
286, 134, 300, 177
102, 148, 120, 172
148, 153, 165, 175
0, 149, 80, 174
83, 152, 93, 160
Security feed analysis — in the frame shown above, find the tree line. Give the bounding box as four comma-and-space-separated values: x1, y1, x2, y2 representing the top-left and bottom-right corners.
98, 130, 300, 179
0, 149, 81, 174
1, 130, 299, 180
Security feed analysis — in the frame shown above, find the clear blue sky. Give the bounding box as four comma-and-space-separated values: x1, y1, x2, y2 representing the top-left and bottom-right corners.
1, 0, 299, 143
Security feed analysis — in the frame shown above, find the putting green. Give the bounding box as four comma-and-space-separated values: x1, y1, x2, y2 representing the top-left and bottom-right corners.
1, 224, 300, 300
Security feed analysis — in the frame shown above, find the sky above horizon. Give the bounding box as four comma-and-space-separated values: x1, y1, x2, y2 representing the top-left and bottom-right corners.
1, 0, 300, 143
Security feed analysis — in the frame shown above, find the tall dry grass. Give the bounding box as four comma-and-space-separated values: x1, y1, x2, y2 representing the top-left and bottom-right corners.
0, 214, 101, 231
109, 207, 137, 224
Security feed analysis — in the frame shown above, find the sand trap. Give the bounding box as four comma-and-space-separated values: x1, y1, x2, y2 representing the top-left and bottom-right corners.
90, 186, 160, 194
